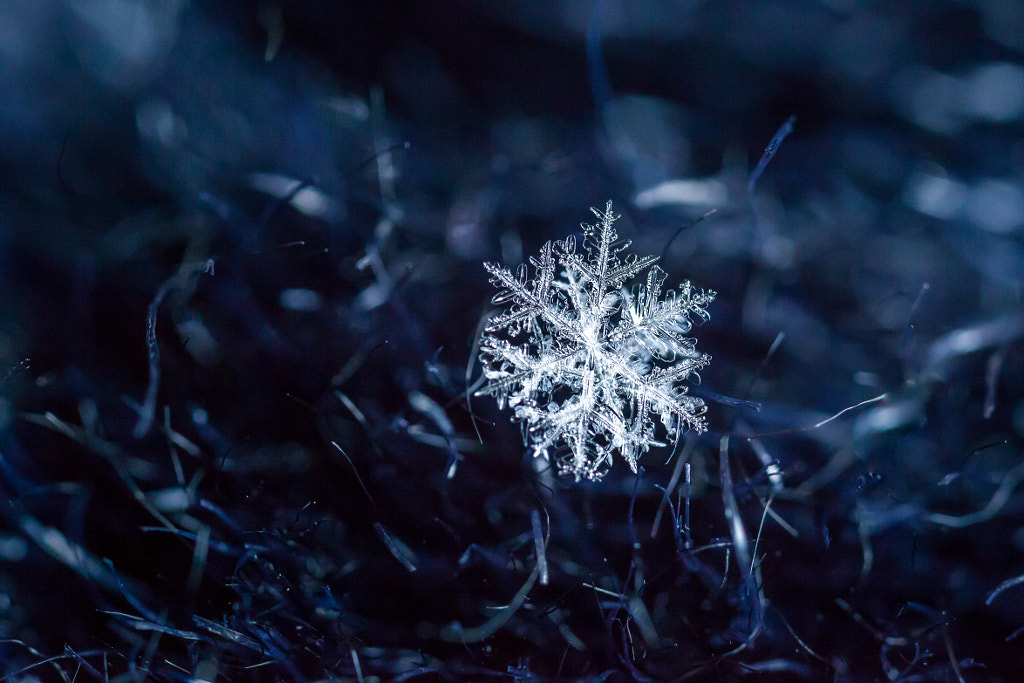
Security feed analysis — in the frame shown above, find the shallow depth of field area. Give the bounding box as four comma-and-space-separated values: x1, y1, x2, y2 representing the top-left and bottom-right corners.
1, 2, 1023, 681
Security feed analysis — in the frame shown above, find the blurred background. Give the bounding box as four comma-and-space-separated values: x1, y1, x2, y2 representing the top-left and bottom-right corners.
1, 0, 1023, 680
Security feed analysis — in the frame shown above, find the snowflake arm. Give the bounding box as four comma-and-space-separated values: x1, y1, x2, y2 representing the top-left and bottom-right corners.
476, 201, 715, 481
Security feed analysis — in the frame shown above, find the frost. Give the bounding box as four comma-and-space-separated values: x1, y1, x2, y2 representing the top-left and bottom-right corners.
476, 201, 715, 481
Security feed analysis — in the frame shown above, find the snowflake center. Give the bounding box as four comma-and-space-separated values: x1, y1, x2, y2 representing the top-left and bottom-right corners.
582, 318, 602, 347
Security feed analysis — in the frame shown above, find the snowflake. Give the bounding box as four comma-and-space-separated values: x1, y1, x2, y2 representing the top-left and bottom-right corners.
476, 201, 715, 481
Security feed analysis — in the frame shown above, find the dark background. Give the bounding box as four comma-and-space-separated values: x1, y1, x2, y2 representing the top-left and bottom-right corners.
1, 1, 1023, 680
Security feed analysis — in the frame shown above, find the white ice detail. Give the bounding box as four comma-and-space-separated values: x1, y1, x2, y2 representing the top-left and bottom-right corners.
476, 202, 715, 481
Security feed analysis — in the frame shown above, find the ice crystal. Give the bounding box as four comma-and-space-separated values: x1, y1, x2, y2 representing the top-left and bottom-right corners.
477, 202, 715, 481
